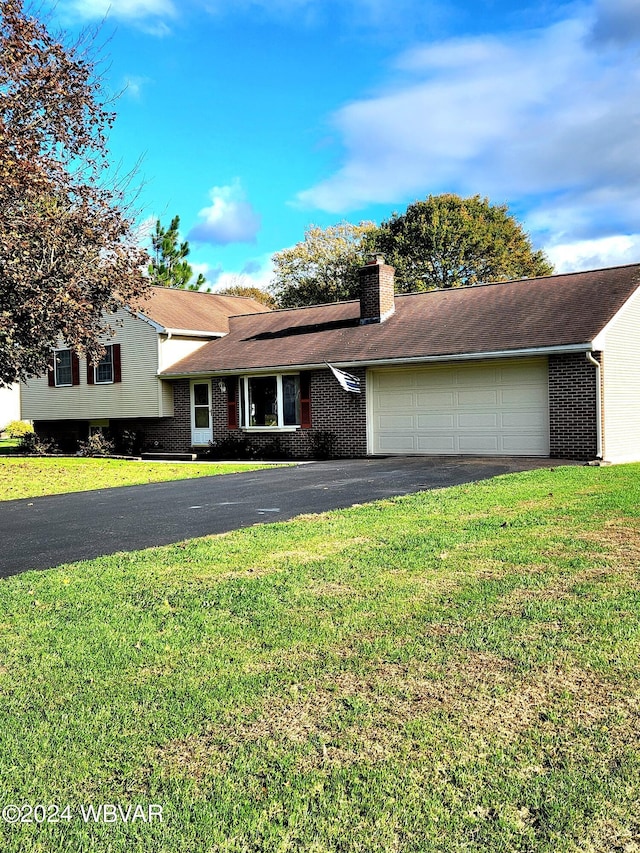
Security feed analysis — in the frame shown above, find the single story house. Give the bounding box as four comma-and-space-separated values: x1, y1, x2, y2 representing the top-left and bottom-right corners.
159, 258, 640, 463
21, 286, 270, 452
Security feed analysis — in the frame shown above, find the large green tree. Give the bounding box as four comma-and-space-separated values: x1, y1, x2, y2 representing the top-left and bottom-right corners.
147, 215, 206, 290
371, 194, 553, 292
0, 0, 148, 386
270, 221, 377, 308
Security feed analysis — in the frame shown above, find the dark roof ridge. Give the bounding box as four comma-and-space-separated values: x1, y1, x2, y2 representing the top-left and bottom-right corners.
392, 261, 640, 297
147, 285, 266, 301
225, 263, 640, 318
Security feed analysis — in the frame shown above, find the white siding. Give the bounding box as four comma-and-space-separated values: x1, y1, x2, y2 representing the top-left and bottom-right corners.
21, 310, 165, 421
369, 358, 549, 456
601, 287, 640, 463
159, 334, 219, 371
0, 385, 21, 429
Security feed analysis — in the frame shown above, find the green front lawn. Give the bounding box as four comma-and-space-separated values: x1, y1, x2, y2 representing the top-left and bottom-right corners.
0, 457, 284, 501
0, 464, 639, 851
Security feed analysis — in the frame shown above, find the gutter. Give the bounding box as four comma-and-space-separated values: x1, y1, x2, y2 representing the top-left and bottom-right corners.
585, 351, 603, 459
158, 342, 594, 380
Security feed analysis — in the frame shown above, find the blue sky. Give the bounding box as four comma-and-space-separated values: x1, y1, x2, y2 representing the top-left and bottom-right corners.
44, 0, 640, 290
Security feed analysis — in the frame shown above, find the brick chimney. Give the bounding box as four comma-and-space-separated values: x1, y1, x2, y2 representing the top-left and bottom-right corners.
358, 255, 395, 324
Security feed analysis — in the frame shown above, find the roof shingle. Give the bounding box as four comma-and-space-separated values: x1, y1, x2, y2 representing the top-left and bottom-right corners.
162, 264, 640, 375
132, 286, 271, 335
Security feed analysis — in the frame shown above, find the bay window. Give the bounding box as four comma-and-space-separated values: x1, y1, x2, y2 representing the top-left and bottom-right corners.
239, 374, 302, 429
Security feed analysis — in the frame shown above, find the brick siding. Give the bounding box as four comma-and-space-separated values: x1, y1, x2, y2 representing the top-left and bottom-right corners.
211, 367, 368, 458
548, 352, 600, 460
35, 354, 601, 461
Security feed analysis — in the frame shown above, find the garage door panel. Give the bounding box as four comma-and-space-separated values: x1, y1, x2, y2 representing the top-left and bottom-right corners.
502, 411, 547, 428
502, 434, 548, 454
457, 389, 499, 407
458, 435, 500, 453
379, 434, 416, 451
498, 363, 543, 383
458, 412, 499, 429
417, 413, 455, 429
416, 390, 455, 408
501, 387, 547, 405
456, 366, 498, 385
370, 359, 549, 456
378, 414, 414, 430
416, 435, 456, 452
415, 369, 454, 388
377, 391, 414, 408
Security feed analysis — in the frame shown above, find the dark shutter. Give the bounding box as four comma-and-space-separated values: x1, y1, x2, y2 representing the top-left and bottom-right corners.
300, 372, 312, 429
71, 353, 80, 386
226, 377, 239, 429
47, 359, 55, 387
112, 344, 122, 383
86, 358, 95, 385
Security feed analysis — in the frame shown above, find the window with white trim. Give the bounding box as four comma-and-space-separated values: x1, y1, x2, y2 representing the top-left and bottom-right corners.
54, 350, 73, 386
94, 347, 114, 384
239, 374, 301, 429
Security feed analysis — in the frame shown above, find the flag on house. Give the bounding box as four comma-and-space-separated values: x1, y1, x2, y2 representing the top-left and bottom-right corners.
326, 362, 361, 394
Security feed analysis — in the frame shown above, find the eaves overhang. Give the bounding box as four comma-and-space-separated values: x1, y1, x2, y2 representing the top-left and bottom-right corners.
158, 341, 595, 380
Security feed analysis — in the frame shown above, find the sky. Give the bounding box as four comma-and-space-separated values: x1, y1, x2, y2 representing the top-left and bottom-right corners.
40, 0, 640, 291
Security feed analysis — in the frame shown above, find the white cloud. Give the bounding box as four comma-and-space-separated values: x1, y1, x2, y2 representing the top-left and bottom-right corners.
188, 182, 261, 246
296, 6, 640, 260
62, 0, 176, 31
546, 235, 640, 273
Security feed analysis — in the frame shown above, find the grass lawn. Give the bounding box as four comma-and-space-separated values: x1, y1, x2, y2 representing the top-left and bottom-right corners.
0, 464, 639, 851
0, 457, 285, 501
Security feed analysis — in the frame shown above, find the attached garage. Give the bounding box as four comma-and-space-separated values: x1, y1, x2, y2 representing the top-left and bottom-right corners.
368, 358, 550, 456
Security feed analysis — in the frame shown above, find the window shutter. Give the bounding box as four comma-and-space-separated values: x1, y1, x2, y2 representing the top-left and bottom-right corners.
86, 358, 95, 385
226, 378, 239, 429
71, 353, 80, 386
47, 359, 55, 387
113, 344, 122, 383
300, 372, 312, 429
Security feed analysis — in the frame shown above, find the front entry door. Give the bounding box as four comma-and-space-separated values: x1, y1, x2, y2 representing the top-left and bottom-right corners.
191, 380, 213, 446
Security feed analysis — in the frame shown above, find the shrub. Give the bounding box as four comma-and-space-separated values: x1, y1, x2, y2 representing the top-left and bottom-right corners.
18, 432, 58, 455
117, 429, 142, 456
3, 420, 34, 438
77, 433, 115, 457
308, 430, 337, 459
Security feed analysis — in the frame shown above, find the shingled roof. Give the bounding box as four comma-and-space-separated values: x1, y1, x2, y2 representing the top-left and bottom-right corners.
132, 286, 271, 335
162, 263, 640, 375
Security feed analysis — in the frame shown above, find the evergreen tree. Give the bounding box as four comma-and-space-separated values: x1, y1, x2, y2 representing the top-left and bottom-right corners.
148, 216, 206, 290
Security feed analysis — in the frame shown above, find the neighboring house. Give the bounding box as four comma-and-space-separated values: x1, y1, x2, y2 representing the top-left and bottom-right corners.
21, 287, 270, 452
158, 258, 640, 463
0, 385, 21, 431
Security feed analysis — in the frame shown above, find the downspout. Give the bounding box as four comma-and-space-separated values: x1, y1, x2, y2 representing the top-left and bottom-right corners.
157, 331, 172, 417
586, 352, 603, 460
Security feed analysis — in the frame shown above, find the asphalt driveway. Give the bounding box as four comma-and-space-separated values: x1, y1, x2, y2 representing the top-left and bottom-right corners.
0, 456, 570, 578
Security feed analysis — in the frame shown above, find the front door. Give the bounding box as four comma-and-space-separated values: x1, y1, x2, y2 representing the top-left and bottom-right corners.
191, 380, 213, 446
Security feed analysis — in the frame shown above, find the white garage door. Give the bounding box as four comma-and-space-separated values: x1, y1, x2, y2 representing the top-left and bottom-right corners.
369, 359, 549, 456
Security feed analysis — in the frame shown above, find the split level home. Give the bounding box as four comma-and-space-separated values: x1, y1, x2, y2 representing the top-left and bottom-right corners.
22, 259, 640, 463
20, 286, 271, 452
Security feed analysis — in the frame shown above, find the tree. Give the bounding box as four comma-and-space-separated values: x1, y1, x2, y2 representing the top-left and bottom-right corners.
270, 221, 377, 308
371, 194, 553, 292
147, 215, 206, 290
0, 0, 148, 387
216, 282, 277, 309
